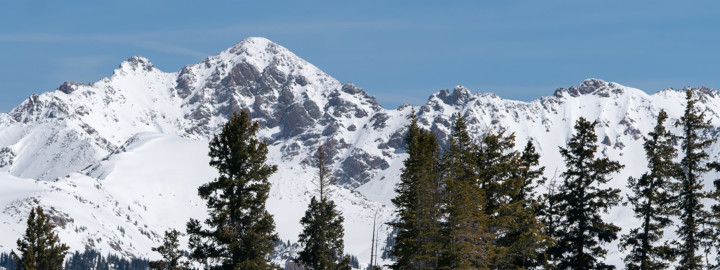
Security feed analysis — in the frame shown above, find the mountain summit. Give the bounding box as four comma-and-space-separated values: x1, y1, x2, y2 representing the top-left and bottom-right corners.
0, 38, 719, 267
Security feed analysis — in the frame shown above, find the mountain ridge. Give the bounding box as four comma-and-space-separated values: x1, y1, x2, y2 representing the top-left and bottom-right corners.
1, 37, 719, 267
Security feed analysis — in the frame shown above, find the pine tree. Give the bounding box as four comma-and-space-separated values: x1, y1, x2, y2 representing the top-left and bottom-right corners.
477, 133, 551, 269
150, 229, 189, 270
709, 161, 720, 268
186, 111, 280, 270
389, 112, 442, 270
537, 173, 563, 269
620, 109, 679, 270
674, 89, 716, 270
296, 146, 351, 270
517, 141, 547, 207
549, 117, 623, 269
476, 131, 519, 216
11, 206, 69, 270
439, 114, 492, 269
499, 141, 552, 269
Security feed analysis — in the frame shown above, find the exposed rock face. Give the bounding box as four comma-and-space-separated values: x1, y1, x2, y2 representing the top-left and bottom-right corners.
337, 149, 390, 188
3, 38, 720, 268
58, 82, 84, 94
0, 38, 393, 187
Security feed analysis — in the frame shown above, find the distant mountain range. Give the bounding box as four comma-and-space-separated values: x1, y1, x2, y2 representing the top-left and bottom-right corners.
0, 37, 718, 267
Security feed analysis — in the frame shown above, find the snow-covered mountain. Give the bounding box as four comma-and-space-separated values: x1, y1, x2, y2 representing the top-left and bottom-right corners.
1, 37, 719, 267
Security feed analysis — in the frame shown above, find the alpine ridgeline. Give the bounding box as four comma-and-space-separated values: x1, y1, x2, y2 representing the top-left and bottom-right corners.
1, 37, 719, 267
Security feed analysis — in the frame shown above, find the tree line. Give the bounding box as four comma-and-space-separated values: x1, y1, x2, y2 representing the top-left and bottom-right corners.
7, 89, 720, 269
388, 89, 720, 270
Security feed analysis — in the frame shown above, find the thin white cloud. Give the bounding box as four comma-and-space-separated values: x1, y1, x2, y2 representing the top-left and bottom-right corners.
48, 55, 114, 83
0, 19, 410, 58
0, 33, 209, 58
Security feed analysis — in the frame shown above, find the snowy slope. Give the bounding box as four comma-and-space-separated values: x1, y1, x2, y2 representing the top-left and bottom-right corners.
1, 37, 720, 268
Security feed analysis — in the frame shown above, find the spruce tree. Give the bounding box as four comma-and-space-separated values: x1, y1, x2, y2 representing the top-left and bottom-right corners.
296, 146, 351, 270
620, 109, 679, 270
11, 206, 69, 270
549, 117, 623, 269
500, 141, 552, 269
674, 89, 716, 270
150, 229, 189, 270
709, 161, 720, 268
516, 141, 547, 206
538, 174, 563, 269
389, 112, 442, 270
439, 114, 492, 269
477, 133, 551, 269
186, 111, 280, 270
476, 131, 519, 216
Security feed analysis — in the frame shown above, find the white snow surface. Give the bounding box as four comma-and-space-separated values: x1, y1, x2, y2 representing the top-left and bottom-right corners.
0, 37, 719, 268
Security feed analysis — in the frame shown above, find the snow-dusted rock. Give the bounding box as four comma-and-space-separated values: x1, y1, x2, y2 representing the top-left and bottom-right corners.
1, 37, 720, 267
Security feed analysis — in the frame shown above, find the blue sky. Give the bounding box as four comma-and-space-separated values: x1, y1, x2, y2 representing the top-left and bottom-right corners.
1, 1, 719, 111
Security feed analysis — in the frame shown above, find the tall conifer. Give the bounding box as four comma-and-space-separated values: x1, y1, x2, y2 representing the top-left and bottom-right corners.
674, 89, 716, 270
296, 146, 351, 270
499, 141, 552, 269
11, 206, 69, 270
389, 112, 442, 269
186, 111, 279, 269
549, 117, 623, 269
477, 133, 551, 269
708, 162, 720, 268
439, 113, 492, 269
150, 229, 190, 270
620, 109, 679, 270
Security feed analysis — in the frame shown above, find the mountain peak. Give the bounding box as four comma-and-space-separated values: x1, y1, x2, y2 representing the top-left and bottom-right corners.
227, 37, 280, 55
114, 56, 155, 75
553, 78, 625, 98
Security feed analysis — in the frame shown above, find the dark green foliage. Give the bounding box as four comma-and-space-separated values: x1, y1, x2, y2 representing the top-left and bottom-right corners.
674, 90, 716, 270
186, 111, 280, 270
11, 206, 69, 270
439, 114, 492, 269
517, 141, 547, 207
549, 117, 623, 269
499, 141, 553, 269
1, 252, 18, 270
297, 197, 351, 270
297, 145, 350, 270
477, 132, 551, 269
381, 229, 397, 261
620, 109, 679, 270
389, 112, 443, 270
476, 131, 519, 216
150, 229, 190, 270
710, 162, 720, 268
538, 175, 563, 269
63, 249, 151, 270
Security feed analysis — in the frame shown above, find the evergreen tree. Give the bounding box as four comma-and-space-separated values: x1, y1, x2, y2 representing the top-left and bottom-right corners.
296, 146, 351, 270
620, 109, 679, 270
186, 111, 280, 270
476, 131, 519, 216
150, 229, 189, 270
549, 117, 623, 269
500, 141, 552, 269
708, 161, 720, 268
11, 206, 69, 270
516, 141, 547, 207
439, 114, 492, 269
389, 112, 443, 270
674, 89, 716, 270
297, 198, 351, 270
477, 133, 551, 269
537, 174, 563, 269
